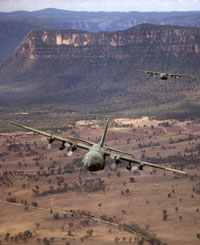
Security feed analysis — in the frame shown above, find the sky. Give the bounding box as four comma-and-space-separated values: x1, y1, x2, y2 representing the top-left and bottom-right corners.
0, 0, 200, 12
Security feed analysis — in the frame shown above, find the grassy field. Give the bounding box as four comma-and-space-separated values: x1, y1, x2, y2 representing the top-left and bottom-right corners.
0, 118, 200, 244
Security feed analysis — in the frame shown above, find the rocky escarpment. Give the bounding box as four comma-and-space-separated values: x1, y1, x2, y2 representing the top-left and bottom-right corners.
1, 9, 200, 61
10, 24, 200, 62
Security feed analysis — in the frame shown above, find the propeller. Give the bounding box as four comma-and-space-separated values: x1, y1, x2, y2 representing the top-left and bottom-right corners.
109, 154, 116, 160
47, 143, 52, 150
111, 163, 117, 170
66, 143, 77, 157
67, 151, 73, 157
59, 142, 70, 151
131, 166, 138, 172
65, 143, 71, 149
40, 137, 52, 150
41, 136, 52, 150
109, 154, 121, 164
46, 137, 55, 150
41, 136, 48, 142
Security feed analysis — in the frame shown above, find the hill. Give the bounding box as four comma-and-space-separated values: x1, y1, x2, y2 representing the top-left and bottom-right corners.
0, 9, 200, 61
0, 23, 200, 124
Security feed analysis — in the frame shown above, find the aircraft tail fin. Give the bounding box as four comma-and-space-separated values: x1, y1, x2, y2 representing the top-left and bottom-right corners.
100, 118, 110, 147
164, 65, 167, 73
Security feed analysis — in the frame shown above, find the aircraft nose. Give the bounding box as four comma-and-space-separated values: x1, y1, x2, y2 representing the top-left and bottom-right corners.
86, 161, 98, 171
86, 161, 95, 169
86, 162, 92, 168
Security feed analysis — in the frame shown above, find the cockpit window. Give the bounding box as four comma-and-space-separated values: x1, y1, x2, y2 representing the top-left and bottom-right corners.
87, 155, 98, 163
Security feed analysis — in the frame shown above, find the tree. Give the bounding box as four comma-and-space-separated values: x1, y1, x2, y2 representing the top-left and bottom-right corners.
43, 237, 50, 245
196, 233, 200, 239
68, 222, 74, 229
53, 213, 60, 220
37, 238, 41, 243
116, 171, 121, 178
86, 229, 93, 237
138, 239, 144, 245
80, 219, 89, 227
4, 232, 10, 240
35, 222, 40, 229
98, 202, 102, 208
162, 209, 168, 221
67, 230, 72, 237
50, 237, 55, 242
127, 138, 130, 144
32, 201, 38, 207
114, 237, 120, 243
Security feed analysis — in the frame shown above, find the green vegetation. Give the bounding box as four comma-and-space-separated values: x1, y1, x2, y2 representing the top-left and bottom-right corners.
1, 24, 200, 131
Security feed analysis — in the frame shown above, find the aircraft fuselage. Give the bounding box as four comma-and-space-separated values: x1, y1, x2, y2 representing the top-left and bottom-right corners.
82, 144, 106, 171
160, 73, 168, 80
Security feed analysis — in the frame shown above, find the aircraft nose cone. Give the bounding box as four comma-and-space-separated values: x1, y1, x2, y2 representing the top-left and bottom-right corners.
86, 162, 92, 168
86, 161, 98, 171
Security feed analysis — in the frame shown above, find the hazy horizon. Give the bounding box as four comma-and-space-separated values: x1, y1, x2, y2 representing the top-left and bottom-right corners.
1, 0, 200, 13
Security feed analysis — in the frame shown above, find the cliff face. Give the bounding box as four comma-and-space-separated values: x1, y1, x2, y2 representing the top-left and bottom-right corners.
1, 24, 200, 119
1, 9, 200, 61
11, 24, 200, 62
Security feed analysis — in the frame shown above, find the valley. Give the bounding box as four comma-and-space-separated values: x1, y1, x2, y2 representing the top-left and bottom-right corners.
0, 24, 200, 121
0, 118, 200, 244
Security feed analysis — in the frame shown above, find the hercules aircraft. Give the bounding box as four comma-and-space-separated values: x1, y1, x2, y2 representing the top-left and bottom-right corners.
11, 120, 186, 174
139, 69, 195, 80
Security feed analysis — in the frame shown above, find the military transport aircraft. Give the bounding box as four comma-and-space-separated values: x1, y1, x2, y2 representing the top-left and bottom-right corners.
139, 69, 195, 80
11, 119, 186, 174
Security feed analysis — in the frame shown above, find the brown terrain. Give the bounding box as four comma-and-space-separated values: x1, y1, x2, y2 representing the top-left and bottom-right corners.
0, 117, 200, 244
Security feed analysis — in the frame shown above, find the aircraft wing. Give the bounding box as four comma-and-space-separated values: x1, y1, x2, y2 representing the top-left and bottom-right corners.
104, 150, 186, 174
106, 146, 134, 156
11, 122, 90, 151
67, 136, 93, 146
168, 73, 196, 78
138, 70, 161, 76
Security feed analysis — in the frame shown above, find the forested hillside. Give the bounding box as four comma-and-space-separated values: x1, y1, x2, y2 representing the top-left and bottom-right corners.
0, 23, 200, 121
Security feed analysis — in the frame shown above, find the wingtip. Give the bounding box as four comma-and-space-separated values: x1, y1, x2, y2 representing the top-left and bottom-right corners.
163, 167, 187, 175
11, 122, 20, 126
173, 169, 187, 175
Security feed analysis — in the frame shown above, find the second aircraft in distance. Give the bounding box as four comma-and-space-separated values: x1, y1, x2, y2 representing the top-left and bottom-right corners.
139, 69, 195, 80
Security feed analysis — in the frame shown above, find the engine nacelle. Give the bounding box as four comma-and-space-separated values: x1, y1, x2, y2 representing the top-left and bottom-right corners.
59, 142, 65, 150
138, 163, 144, 170
49, 136, 55, 144
115, 157, 121, 165
126, 162, 132, 171
71, 144, 77, 152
